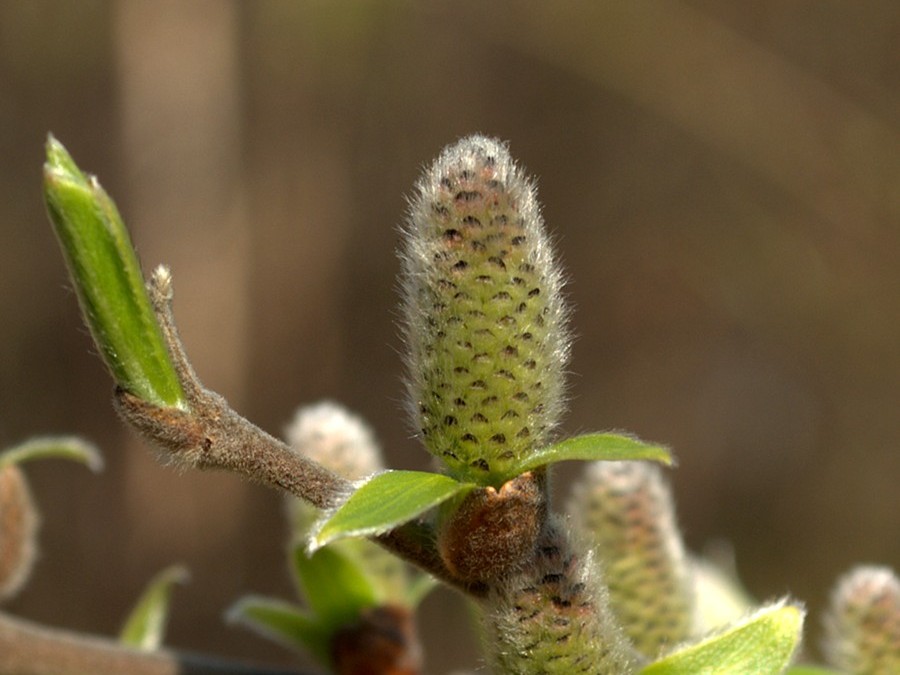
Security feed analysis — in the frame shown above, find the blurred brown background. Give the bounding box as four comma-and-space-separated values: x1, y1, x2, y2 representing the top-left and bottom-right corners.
1, 1, 898, 671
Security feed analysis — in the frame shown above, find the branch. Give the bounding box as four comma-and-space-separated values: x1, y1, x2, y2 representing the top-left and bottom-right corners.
115, 267, 466, 593
0, 611, 304, 675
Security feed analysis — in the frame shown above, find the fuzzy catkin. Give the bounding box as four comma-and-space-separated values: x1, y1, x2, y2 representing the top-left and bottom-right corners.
0, 465, 38, 601
285, 402, 383, 483
567, 461, 693, 658
823, 566, 900, 675
482, 518, 637, 674
401, 136, 569, 485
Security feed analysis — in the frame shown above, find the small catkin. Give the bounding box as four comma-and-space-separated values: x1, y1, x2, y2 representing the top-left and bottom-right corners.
285, 401, 383, 483
284, 401, 411, 605
567, 461, 693, 658
401, 136, 569, 485
822, 566, 900, 675
483, 518, 638, 674
0, 464, 39, 602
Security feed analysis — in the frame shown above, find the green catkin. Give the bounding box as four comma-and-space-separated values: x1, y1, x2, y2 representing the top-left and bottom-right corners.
483, 518, 638, 674
567, 461, 693, 658
402, 136, 569, 486
823, 566, 900, 675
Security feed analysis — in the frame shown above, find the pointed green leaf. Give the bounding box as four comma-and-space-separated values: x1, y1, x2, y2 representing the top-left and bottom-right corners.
312, 470, 475, 550
784, 667, 841, 675
119, 565, 188, 650
641, 601, 804, 675
290, 544, 379, 630
43, 135, 185, 408
0, 436, 103, 472
516, 432, 673, 474
227, 596, 329, 664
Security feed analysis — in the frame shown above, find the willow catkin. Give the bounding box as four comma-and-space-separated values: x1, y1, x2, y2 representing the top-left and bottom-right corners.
567, 461, 693, 657
0, 464, 39, 602
823, 566, 900, 675
401, 136, 569, 486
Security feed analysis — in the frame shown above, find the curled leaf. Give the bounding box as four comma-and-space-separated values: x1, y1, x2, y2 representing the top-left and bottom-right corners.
0, 436, 103, 472
43, 135, 185, 408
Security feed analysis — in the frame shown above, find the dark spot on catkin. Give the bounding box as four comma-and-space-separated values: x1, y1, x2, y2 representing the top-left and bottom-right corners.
456, 190, 481, 202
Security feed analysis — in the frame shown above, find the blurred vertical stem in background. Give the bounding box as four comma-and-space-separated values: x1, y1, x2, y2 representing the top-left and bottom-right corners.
42, 136, 185, 408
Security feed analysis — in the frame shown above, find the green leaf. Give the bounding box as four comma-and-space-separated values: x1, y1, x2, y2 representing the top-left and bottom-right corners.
516, 432, 673, 474
119, 565, 188, 651
312, 470, 474, 550
290, 544, 379, 630
641, 601, 804, 675
43, 135, 185, 408
784, 667, 841, 675
0, 436, 103, 471
227, 596, 329, 664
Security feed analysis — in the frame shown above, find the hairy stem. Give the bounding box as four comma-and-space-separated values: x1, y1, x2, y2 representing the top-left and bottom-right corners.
0, 612, 302, 675
116, 267, 466, 593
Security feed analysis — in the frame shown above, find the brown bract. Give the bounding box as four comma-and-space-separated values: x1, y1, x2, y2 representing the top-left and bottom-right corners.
331, 605, 421, 675
438, 470, 546, 583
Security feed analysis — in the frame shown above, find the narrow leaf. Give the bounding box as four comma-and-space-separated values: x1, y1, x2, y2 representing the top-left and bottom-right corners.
641, 601, 804, 675
290, 544, 378, 630
516, 432, 673, 475
119, 565, 188, 651
43, 135, 185, 408
227, 596, 329, 664
312, 470, 474, 550
0, 436, 103, 472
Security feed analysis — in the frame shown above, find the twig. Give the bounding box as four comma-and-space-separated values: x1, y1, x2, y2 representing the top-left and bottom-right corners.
0, 611, 304, 675
115, 267, 466, 593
